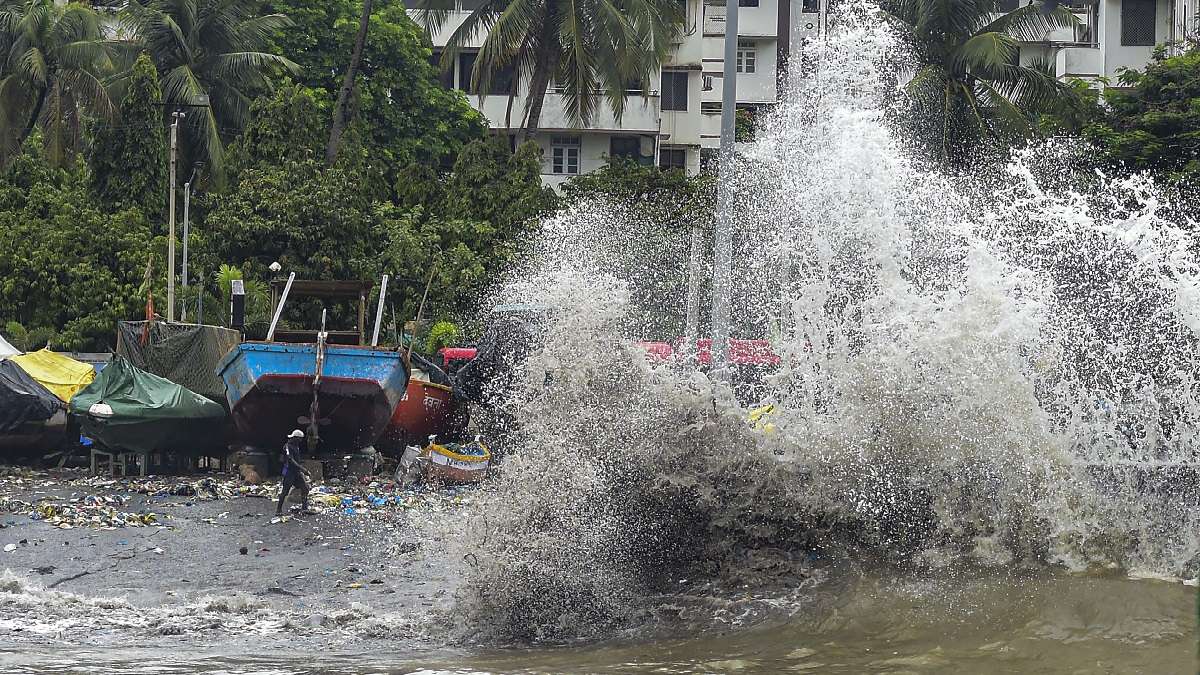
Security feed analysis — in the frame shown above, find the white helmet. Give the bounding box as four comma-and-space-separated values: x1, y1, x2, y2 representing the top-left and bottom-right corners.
288, 429, 304, 438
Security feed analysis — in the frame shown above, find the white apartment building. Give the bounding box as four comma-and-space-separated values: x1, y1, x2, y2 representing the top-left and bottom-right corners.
1006, 0, 1199, 79
412, 0, 812, 185
413, 1, 1197, 186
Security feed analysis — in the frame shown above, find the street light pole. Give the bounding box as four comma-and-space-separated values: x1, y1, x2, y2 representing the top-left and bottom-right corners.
181, 180, 190, 323
167, 111, 184, 323
710, 0, 739, 383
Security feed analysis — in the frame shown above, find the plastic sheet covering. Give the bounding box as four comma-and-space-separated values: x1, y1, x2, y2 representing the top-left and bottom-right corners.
9, 349, 96, 402
69, 356, 227, 456
0, 360, 62, 432
0, 335, 18, 358
116, 321, 240, 407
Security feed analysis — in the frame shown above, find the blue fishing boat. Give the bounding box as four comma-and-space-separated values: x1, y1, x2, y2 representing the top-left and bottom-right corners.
216, 276, 409, 452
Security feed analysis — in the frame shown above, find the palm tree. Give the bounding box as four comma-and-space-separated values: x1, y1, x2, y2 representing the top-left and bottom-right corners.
118, 0, 297, 179
326, 0, 372, 167
881, 0, 1079, 165
415, 0, 685, 140
0, 0, 116, 168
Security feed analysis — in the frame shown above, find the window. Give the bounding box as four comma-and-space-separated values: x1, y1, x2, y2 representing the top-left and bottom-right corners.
660, 148, 687, 171
661, 71, 689, 111
738, 0, 758, 6
552, 136, 580, 175
1122, 0, 1157, 46
457, 52, 477, 92
700, 101, 722, 115
736, 40, 756, 73
801, 0, 818, 11
610, 136, 641, 160
456, 52, 515, 94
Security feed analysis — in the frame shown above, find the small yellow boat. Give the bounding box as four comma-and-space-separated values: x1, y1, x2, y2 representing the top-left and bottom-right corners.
749, 404, 777, 434
424, 437, 491, 484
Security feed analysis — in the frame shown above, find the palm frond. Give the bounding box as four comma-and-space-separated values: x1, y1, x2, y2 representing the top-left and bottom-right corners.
976, 2, 1077, 42
954, 32, 1018, 73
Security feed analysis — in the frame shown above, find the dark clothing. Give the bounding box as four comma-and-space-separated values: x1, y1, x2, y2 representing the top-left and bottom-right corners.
276, 438, 309, 514
281, 439, 304, 476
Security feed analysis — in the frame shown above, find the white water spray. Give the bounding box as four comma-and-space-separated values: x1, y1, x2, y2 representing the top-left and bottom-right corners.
454, 3, 1200, 640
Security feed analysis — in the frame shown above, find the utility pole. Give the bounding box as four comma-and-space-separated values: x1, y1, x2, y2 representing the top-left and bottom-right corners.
710, 0, 739, 383
181, 180, 190, 323
167, 111, 184, 323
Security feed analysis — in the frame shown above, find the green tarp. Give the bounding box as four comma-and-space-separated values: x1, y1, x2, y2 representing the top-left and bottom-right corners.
70, 355, 227, 456
115, 321, 240, 408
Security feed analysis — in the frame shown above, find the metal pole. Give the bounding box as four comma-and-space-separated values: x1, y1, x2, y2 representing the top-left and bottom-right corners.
371, 274, 389, 347
167, 112, 183, 322
710, 0, 739, 382
267, 272, 296, 342
181, 181, 190, 323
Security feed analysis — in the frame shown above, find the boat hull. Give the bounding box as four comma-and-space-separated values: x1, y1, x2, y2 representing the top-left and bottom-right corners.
377, 379, 463, 453
217, 342, 409, 452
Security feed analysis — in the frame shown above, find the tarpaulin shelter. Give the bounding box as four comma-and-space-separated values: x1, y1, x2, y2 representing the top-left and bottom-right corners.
115, 321, 240, 408
0, 335, 18, 358
0, 360, 62, 432
9, 349, 96, 402
69, 356, 227, 456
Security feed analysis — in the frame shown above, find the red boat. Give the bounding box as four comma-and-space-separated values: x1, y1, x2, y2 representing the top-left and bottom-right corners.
377, 354, 465, 454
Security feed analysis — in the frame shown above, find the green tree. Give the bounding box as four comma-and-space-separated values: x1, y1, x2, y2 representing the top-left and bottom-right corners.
882, 0, 1078, 165
89, 53, 167, 217
118, 0, 298, 180
442, 137, 558, 246
414, 0, 685, 139
0, 148, 157, 351
1082, 45, 1200, 185
199, 86, 380, 289
0, 0, 115, 168
268, 0, 486, 178
378, 138, 558, 322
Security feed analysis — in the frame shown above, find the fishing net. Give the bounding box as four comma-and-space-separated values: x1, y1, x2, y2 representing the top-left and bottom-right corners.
115, 321, 240, 408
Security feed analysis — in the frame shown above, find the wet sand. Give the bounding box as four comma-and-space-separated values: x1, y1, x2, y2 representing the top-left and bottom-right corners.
0, 468, 471, 650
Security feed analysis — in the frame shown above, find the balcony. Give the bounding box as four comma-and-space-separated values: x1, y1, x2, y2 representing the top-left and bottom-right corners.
1056, 46, 1103, 78
470, 90, 662, 133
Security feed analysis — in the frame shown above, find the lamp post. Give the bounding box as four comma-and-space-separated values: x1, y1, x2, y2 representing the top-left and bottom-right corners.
167, 111, 184, 322
710, 0, 740, 382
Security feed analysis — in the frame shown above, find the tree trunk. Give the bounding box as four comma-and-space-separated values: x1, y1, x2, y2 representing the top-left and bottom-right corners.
521, 17, 561, 143
326, 0, 373, 167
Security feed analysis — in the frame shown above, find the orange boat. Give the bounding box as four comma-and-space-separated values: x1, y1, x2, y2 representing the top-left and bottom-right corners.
377, 354, 465, 454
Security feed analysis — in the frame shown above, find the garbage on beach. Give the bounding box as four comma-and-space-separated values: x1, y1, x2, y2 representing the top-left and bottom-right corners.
1, 464, 475, 529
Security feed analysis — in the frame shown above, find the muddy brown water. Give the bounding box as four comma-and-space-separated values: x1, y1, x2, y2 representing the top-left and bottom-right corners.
1, 570, 1193, 674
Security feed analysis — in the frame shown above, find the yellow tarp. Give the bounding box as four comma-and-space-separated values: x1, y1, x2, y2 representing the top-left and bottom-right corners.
9, 349, 95, 402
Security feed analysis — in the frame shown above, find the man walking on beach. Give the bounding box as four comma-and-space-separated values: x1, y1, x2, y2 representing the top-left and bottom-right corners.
276, 429, 311, 516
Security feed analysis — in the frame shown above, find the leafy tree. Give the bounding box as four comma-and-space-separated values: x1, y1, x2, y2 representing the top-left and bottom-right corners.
198, 86, 382, 309
0, 149, 157, 351
441, 137, 558, 247
268, 0, 486, 178
414, 0, 685, 138
881, 0, 1078, 166
0, 0, 115, 168
377, 138, 558, 322
89, 53, 167, 218
118, 0, 298, 180
1081, 45, 1200, 186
